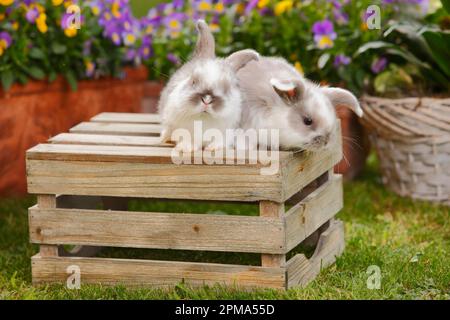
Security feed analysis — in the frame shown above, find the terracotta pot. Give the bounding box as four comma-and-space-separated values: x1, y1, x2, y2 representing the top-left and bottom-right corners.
141, 81, 165, 113
334, 105, 370, 180
0, 67, 148, 196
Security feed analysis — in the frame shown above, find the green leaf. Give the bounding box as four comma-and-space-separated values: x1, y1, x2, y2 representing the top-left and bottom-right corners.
28, 66, 46, 80
17, 73, 28, 85
29, 47, 45, 60
1, 70, 14, 91
52, 43, 67, 55
353, 41, 393, 57
441, 0, 450, 13
65, 71, 78, 91
385, 48, 431, 69
317, 53, 330, 69
48, 71, 57, 83
422, 31, 450, 77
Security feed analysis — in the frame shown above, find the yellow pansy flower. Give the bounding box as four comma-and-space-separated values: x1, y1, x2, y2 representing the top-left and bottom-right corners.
209, 23, 219, 32
317, 35, 334, 49
64, 27, 77, 37
215, 2, 224, 14
64, 1, 73, 9
0, 0, 14, 6
52, 0, 64, 6
36, 13, 48, 33
294, 61, 304, 76
258, 0, 269, 9
0, 47, 4, 56
360, 22, 368, 31
91, 5, 101, 16
0, 39, 7, 49
112, 1, 121, 18
12, 21, 19, 30
236, 3, 245, 14
274, 0, 293, 16
124, 33, 136, 46
198, 0, 212, 11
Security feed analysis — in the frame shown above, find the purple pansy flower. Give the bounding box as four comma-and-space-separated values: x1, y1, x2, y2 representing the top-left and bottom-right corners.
371, 57, 388, 73
334, 54, 351, 67
26, 7, 39, 23
167, 53, 181, 65
245, 0, 259, 15
312, 19, 337, 49
0, 31, 12, 48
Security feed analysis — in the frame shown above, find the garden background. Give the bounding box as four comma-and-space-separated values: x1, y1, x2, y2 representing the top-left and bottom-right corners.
0, 0, 449, 299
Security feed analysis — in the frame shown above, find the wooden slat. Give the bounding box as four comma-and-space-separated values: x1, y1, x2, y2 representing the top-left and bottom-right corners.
49, 133, 172, 147
27, 143, 286, 165
91, 112, 161, 124
26, 159, 282, 201
284, 174, 343, 251
280, 122, 343, 201
260, 201, 286, 267
286, 219, 345, 288
27, 144, 175, 163
31, 255, 286, 289
70, 122, 162, 136
36, 195, 59, 257
29, 206, 285, 253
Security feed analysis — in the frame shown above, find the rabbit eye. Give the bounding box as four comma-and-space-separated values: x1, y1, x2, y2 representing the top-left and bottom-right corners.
303, 116, 313, 126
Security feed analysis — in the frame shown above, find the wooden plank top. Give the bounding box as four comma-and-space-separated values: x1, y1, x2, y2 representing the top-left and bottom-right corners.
26, 112, 343, 201
91, 112, 161, 124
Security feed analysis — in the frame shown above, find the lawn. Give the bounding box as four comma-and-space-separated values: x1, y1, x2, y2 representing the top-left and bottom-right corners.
0, 154, 449, 300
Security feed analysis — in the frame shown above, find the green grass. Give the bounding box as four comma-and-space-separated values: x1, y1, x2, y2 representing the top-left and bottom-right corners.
0, 155, 449, 300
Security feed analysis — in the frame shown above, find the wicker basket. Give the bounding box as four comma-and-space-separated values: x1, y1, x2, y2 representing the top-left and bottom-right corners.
360, 96, 450, 206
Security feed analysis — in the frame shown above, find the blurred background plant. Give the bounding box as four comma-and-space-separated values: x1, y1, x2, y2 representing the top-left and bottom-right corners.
0, 0, 152, 91
1, 0, 448, 95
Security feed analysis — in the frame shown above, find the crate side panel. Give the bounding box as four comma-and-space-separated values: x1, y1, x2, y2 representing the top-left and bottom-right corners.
285, 174, 343, 251
27, 160, 282, 201
29, 207, 285, 253
281, 123, 343, 201
286, 219, 345, 288
32, 255, 286, 289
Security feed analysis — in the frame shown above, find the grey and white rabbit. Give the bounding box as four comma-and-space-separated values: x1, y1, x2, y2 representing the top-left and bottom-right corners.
158, 20, 259, 152
236, 56, 363, 151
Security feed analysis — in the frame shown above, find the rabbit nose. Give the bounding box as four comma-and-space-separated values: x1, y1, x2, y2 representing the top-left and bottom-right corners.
313, 133, 330, 145
201, 95, 213, 105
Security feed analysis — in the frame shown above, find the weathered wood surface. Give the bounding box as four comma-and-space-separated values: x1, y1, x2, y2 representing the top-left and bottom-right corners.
50, 133, 171, 147
70, 122, 162, 136
36, 195, 59, 257
27, 159, 283, 201
29, 206, 285, 253
280, 123, 343, 201
285, 174, 343, 251
26, 113, 342, 202
259, 201, 286, 267
286, 219, 345, 288
91, 112, 161, 124
31, 255, 286, 289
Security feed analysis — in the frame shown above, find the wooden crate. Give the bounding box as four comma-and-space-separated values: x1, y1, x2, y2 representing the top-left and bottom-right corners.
26, 112, 345, 290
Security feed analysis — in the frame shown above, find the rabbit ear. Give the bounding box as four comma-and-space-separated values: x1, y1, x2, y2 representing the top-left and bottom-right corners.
225, 49, 259, 72
192, 20, 215, 59
270, 78, 305, 104
321, 87, 363, 117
